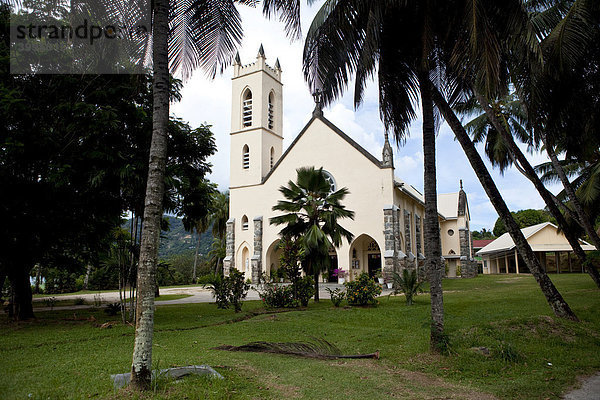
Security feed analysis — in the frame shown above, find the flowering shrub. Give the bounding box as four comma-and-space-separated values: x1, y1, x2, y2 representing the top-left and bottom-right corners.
332, 268, 347, 279
259, 283, 298, 308
344, 272, 382, 306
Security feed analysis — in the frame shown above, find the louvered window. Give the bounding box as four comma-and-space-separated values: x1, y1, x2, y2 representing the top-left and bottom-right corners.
242, 145, 249, 169
268, 92, 274, 129
242, 89, 252, 127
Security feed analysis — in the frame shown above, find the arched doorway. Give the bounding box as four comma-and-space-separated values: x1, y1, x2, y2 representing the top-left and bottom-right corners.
265, 240, 282, 279
326, 246, 339, 282
236, 243, 251, 280
349, 234, 382, 280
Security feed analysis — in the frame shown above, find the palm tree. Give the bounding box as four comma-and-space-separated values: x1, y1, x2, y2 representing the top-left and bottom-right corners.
457, 93, 600, 288
303, 0, 468, 350
270, 167, 354, 302
211, 191, 230, 242
303, 0, 578, 328
131, 0, 302, 390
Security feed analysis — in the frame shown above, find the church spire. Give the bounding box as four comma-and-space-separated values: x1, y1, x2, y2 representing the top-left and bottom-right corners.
257, 44, 265, 58
382, 132, 394, 168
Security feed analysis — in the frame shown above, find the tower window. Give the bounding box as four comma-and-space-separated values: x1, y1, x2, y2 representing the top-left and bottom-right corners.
242, 144, 249, 169
242, 89, 252, 127
242, 215, 249, 230
268, 92, 274, 130
270, 147, 274, 169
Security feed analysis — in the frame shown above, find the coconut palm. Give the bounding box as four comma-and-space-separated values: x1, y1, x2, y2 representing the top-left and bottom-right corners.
270, 167, 354, 302
303, 0, 579, 328
304, 0, 449, 349
130, 0, 302, 390
456, 93, 600, 288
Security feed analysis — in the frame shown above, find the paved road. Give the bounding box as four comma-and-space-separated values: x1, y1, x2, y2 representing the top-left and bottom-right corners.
29, 283, 394, 312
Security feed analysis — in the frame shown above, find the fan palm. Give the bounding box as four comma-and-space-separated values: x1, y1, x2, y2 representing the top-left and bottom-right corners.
270, 167, 354, 302
303, 0, 579, 328
389, 269, 424, 306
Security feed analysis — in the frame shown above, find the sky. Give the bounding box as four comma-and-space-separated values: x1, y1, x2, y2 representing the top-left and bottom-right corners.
170, 4, 562, 232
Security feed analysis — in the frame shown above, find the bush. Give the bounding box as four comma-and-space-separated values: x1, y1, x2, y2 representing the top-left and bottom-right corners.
345, 273, 382, 306
205, 274, 230, 309
326, 287, 345, 307
205, 269, 250, 312
104, 302, 121, 316
228, 268, 250, 312
259, 283, 297, 308
74, 297, 85, 305
295, 276, 315, 307
196, 274, 215, 285
389, 269, 424, 305
44, 268, 81, 294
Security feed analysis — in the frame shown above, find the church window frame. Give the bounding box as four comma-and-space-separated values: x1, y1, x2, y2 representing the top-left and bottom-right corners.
242, 144, 250, 169
242, 215, 249, 230
322, 170, 336, 193
268, 91, 275, 130
242, 88, 253, 127
270, 147, 275, 169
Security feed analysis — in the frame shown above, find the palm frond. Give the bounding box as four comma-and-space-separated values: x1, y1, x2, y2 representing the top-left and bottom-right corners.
216, 338, 379, 359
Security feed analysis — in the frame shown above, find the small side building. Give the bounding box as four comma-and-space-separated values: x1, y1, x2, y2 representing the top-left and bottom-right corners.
477, 222, 596, 274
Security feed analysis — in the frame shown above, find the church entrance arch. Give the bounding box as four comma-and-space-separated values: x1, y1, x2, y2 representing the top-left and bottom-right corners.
236, 242, 251, 280
326, 246, 339, 282
349, 234, 382, 280
265, 240, 282, 279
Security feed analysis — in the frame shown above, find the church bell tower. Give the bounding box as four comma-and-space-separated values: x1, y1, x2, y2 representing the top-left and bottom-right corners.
230, 45, 283, 188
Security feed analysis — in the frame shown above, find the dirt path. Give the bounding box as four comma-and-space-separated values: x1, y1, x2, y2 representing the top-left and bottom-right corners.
563, 373, 600, 400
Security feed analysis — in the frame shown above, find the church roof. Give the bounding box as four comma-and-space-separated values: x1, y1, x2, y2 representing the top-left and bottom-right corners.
437, 192, 460, 219
261, 114, 384, 184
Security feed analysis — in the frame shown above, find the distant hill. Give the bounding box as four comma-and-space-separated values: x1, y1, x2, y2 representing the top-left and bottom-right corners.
123, 216, 215, 260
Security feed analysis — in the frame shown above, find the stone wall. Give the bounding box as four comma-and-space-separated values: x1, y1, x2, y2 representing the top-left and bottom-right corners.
223, 218, 235, 276
251, 216, 263, 283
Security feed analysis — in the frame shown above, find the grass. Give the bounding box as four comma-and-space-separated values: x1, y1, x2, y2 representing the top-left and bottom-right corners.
2, 274, 600, 399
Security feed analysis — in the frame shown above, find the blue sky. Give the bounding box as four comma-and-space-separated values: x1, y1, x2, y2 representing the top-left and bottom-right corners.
171, 3, 562, 232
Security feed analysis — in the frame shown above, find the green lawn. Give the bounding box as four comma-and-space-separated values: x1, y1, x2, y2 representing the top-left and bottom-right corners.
2, 275, 600, 399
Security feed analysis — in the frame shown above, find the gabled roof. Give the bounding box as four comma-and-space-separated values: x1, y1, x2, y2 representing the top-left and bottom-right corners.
437, 192, 459, 219
477, 222, 596, 255
473, 239, 495, 249
262, 114, 383, 184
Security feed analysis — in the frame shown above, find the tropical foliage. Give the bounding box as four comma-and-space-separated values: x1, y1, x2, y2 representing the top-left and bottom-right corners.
390, 269, 425, 306
271, 166, 354, 302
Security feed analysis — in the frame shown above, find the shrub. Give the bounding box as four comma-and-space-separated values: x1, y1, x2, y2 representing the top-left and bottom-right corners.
259, 283, 297, 308
104, 302, 121, 316
43, 297, 57, 309
228, 268, 250, 312
389, 269, 424, 305
326, 287, 345, 307
74, 297, 85, 305
345, 273, 382, 306
295, 276, 315, 307
196, 274, 215, 285
205, 274, 230, 309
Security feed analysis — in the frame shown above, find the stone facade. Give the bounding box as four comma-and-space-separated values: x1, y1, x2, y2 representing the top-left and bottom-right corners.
223, 218, 235, 276
459, 228, 477, 278
251, 216, 263, 283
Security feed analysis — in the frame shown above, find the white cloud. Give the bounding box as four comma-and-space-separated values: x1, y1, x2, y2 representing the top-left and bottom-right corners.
169, 3, 566, 233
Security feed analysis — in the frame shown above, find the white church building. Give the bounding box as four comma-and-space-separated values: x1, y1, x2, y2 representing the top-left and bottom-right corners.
223, 47, 477, 283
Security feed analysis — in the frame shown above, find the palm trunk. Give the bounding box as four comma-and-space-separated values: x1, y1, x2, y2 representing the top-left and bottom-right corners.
474, 94, 600, 288
419, 74, 444, 351
130, 0, 170, 390
542, 136, 600, 250
8, 266, 34, 320
432, 85, 578, 321
313, 267, 319, 302
193, 233, 201, 282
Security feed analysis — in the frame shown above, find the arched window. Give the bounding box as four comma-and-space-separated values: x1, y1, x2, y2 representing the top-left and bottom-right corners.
268, 91, 274, 129
242, 89, 252, 127
242, 215, 249, 230
242, 144, 249, 169
270, 147, 275, 169
322, 170, 336, 193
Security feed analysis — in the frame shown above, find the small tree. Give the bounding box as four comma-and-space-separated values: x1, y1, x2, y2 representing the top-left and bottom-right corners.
228, 268, 250, 313
390, 269, 424, 306
271, 167, 354, 301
